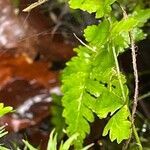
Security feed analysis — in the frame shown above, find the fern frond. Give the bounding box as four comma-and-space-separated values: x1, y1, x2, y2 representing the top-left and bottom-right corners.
62, 4, 150, 148
62, 46, 94, 148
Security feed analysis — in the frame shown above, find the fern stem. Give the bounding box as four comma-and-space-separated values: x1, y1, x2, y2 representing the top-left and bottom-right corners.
73, 33, 96, 52
119, 4, 139, 124
112, 45, 142, 150
132, 124, 142, 150
129, 31, 139, 123
123, 111, 142, 150
117, 5, 141, 149
112, 46, 126, 102
128, 31, 141, 150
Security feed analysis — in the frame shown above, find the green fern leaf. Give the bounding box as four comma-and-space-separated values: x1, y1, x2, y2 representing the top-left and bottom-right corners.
0, 103, 13, 117
62, 44, 129, 148
103, 105, 131, 143
62, 1, 150, 149
84, 17, 142, 53
111, 18, 138, 35
132, 9, 150, 27
62, 46, 95, 148
69, 0, 116, 18
86, 58, 129, 119
84, 20, 110, 47
62, 19, 134, 147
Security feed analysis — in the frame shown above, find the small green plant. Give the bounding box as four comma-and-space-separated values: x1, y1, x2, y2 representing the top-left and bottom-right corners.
0, 103, 13, 138
0, 126, 8, 139
23, 129, 93, 150
0, 103, 13, 117
61, 0, 150, 149
0, 103, 13, 150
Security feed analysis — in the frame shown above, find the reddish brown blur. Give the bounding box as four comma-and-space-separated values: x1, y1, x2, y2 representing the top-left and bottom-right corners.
0, 0, 74, 149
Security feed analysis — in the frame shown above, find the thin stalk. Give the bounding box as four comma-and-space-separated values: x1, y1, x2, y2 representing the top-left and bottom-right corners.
123, 112, 142, 150
132, 124, 142, 150
119, 4, 139, 125
117, 5, 141, 149
112, 46, 126, 102
23, 0, 48, 12
129, 31, 139, 123
112, 45, 142, 150
73, 33, 96, 52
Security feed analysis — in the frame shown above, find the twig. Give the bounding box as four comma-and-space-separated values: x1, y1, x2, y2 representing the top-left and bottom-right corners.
120, 7, 139, 122
129, 31, 139, 123
23, 0, 48, 12
73, 33, 96, 52
120, 6, 141, 150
